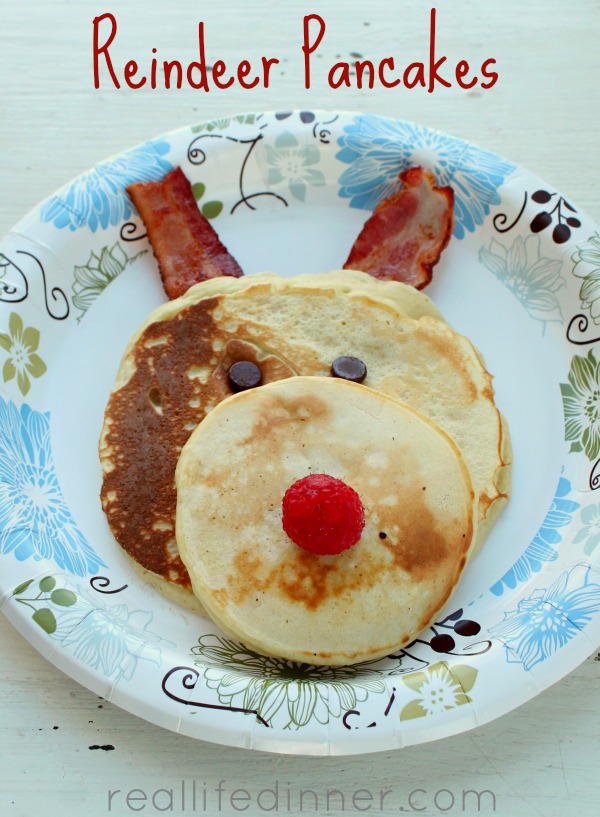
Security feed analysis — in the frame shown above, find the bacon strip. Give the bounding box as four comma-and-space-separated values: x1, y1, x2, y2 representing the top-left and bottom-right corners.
343, 166, 454, 289
127, 167, 243, 300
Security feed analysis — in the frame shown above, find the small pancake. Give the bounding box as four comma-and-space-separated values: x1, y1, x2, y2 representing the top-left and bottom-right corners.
99, 271, 510, 608
176, 376, 477, 666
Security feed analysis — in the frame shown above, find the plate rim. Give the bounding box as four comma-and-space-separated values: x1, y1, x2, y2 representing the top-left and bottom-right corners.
1, 107, 600, 755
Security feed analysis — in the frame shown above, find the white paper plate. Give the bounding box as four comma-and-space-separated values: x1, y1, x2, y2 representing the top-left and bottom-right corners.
1, 110, 600, 755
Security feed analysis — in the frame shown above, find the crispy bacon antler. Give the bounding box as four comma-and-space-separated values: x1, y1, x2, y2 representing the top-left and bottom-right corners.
343, 166, 454, 289
127, 167, 243, 300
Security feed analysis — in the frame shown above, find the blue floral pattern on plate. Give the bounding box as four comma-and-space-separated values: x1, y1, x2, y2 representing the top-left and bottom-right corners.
479, 235, 566, 333
489, 564, 600, 670
0, 397, 105, 575
1, 110, 599, 753
573, 503, 600, 556
40, 140, 173, 232
336, 115, 515, 239
264, 131, 326, 202
56, 595, 164, 681
490, 477, 580, 596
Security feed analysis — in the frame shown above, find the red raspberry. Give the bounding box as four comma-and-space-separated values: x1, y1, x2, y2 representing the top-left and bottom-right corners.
281, 473, 365, 555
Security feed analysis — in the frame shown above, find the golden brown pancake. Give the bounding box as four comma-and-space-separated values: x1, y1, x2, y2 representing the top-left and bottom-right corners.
176, 377, 477, 665
99, 271, 510, 608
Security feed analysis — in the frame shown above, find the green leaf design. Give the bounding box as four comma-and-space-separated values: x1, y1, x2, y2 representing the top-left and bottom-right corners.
572, 233, 600, 324
71, 242, 146, 319
50, 589, 77, 607
570, 441, 584, 454
191, 182, 206, 201
201, 201, 223, 220
32, 608, 57, 634
21, 326, 40, 352
3, 358, 16, 382
400, 698, 427, 721
8, 311, 23, 339
256, 681, 290, 725
289, 682, 320, 728
398, 661, 477, 721
17, 369, 30, 396
191, 114, 256, 134
194, 634, 390, 730
99, 245, 124, 280
13, 579, 34, 596
561, 349, 600, 460
39, 576, 56, 592
236, 113, 257, 126
451, 664, 478, 694
26, 353, 47, 378
400, 670, 427, 692
583, 426, 600, 460
241, 677, 264, 713
0, 311, 47, 392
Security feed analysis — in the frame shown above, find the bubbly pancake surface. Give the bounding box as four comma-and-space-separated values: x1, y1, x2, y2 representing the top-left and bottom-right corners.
99, 271, 510, 603
176, 377, 477, 665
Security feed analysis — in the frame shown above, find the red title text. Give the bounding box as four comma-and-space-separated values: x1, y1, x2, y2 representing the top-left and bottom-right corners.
92, 10, 499, 93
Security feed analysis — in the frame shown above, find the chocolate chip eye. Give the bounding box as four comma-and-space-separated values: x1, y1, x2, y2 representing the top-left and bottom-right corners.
227, 361, 262, 392
330, 356, 367, 383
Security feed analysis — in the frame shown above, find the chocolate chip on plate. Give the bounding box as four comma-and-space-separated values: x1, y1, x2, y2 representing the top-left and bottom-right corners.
330, 356, 367, 383
228, 361, 262, 392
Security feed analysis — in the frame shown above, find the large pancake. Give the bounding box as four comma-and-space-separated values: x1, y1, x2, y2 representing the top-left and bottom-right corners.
176, 376, 477, 665
99, 271, 510, 608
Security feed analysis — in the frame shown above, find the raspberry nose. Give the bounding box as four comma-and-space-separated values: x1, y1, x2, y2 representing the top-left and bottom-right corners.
281, 473, 365, 555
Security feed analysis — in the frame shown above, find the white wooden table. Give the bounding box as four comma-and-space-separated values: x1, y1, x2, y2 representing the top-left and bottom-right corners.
1, 1, 599, 815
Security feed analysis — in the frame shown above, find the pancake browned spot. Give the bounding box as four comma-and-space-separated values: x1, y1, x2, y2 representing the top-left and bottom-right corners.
100, 271, 510, 612
176, 376, 478, 665
100, 294, 296, 590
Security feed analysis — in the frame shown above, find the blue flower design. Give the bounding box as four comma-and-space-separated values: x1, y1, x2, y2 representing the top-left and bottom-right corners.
573, 503, 600, 556
40, 140, 173, 232
0, 397, 105, 575
479, 235, 566, 332
490, 477, 579, 596
56, 595, 164, 681
336, 115, 515, 239
489, 564, 600, 670
264, 131, 326, 202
